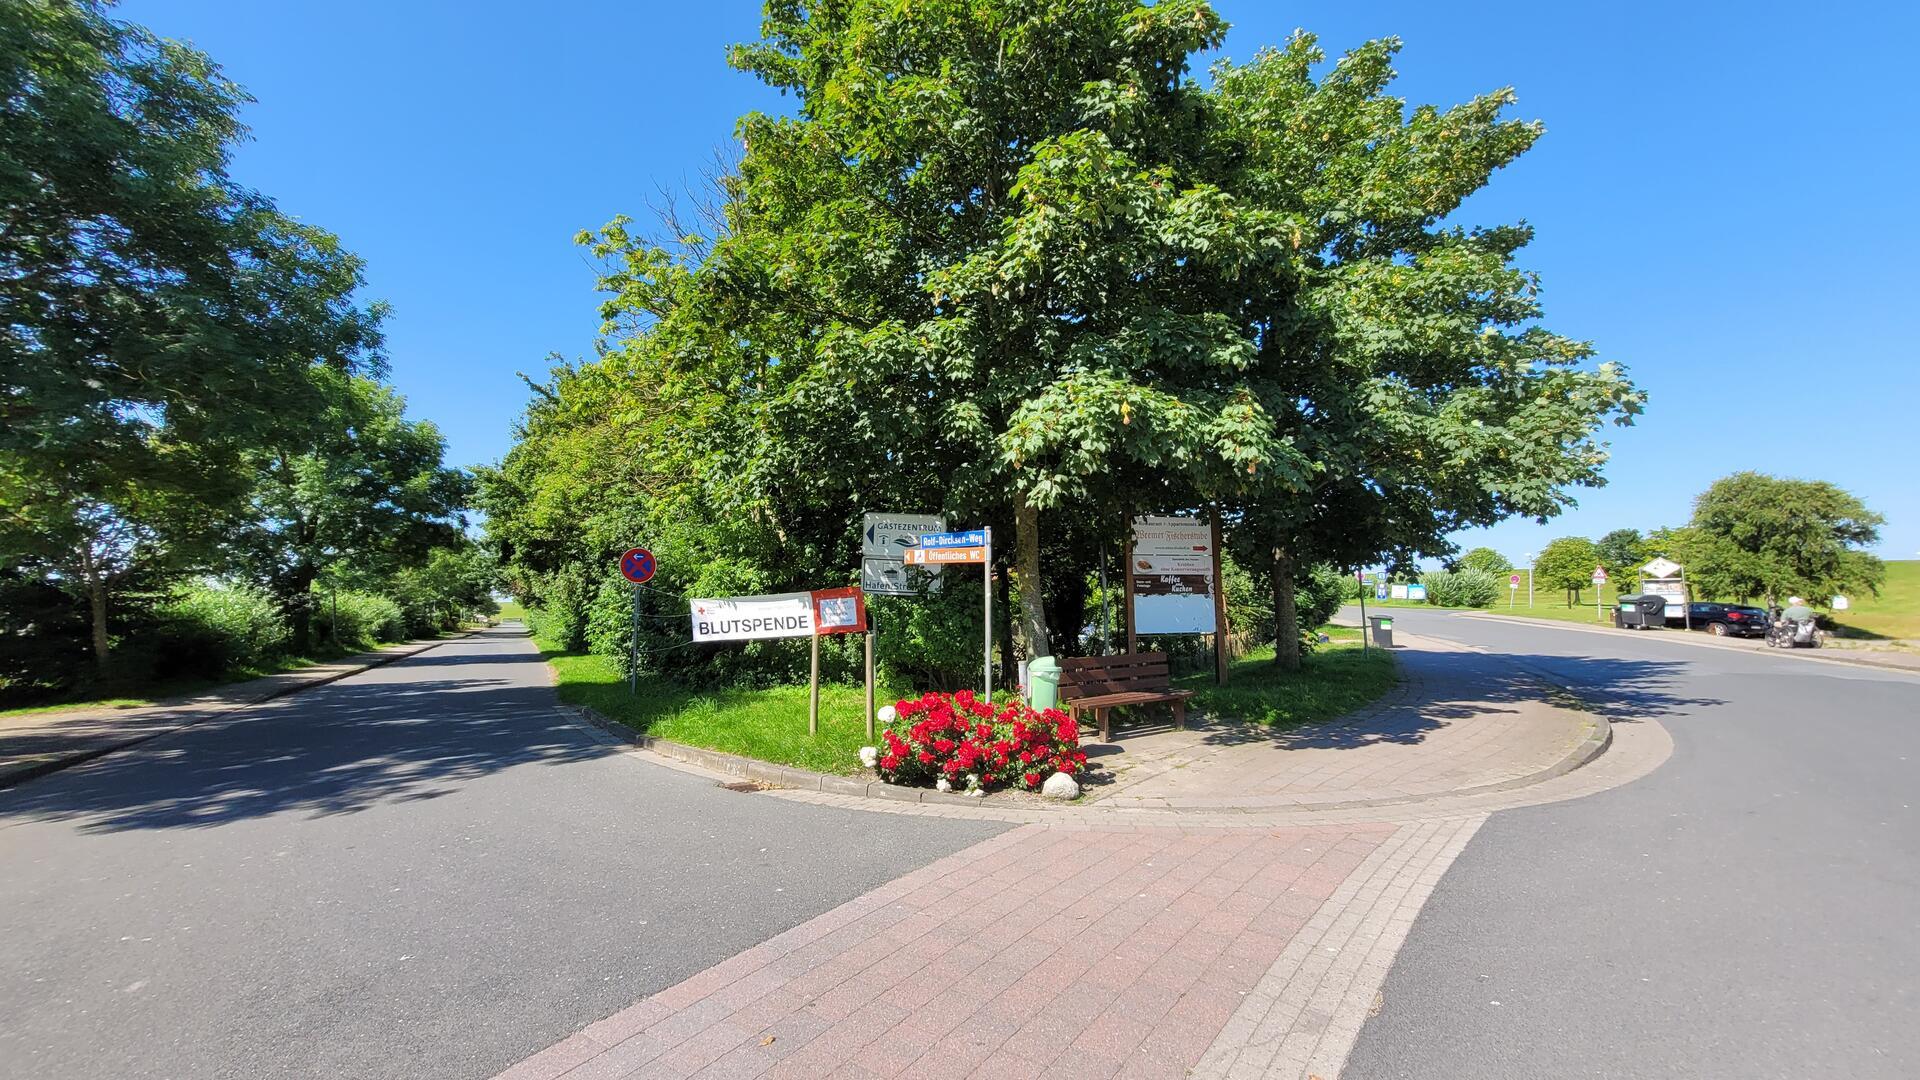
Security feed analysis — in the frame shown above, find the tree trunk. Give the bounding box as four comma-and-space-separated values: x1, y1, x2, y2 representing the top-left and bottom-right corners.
1272, 548, 1300, 672
1011, 498, 1050, 659
87, 569, 110, 675
996, 564, 1015, 690
285, 563, 319, 653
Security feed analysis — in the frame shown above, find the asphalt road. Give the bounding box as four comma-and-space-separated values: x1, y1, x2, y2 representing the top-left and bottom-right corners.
0, 628, 1005, 1080
1342, 608, 1920, 1080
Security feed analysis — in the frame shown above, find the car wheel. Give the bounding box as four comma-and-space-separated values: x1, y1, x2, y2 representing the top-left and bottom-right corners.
1708, 622, 1728, 636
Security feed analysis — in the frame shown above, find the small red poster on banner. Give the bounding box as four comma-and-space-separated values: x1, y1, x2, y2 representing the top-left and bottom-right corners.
810, 587, 867, 634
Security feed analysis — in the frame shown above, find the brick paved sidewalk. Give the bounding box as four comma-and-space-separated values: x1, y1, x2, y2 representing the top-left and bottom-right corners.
495, 627, 1672, 1080
496, 820, 1482, 1080
0, 633, 469, 787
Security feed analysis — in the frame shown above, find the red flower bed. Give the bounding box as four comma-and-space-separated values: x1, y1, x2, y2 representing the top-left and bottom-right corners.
877, 690, 1086, 792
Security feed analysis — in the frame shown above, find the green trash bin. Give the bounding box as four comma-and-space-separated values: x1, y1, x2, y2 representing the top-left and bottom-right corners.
1027, 655, 1062, 710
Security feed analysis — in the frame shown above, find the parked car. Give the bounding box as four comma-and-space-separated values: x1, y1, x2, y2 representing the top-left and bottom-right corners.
1672, 602, 1771, 637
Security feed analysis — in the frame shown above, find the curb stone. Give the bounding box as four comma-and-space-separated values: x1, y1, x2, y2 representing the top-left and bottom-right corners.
0, 630, 480, 790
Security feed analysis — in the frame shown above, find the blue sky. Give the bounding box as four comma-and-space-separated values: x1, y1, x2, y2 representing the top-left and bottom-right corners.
125, 1, 1919, 563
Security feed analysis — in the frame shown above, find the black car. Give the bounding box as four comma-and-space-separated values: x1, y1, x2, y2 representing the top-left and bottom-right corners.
1675, 602, 1771, 637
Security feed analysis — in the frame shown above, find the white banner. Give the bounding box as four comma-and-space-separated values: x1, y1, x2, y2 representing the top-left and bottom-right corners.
689, 592, 815, 642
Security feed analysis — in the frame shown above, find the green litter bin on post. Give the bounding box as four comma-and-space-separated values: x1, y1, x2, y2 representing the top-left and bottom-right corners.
1027, 655, 1062, 710
1368, 615, 1394, 649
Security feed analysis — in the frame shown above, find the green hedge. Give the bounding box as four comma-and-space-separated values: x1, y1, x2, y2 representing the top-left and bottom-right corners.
312, 590, 408, 648
154, 584, 291, 679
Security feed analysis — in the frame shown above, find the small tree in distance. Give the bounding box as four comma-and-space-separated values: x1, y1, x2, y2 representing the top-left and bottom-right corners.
1595, 529, 1648, 579
1534, 537, 1602, 606
1453, 547, 1514, 575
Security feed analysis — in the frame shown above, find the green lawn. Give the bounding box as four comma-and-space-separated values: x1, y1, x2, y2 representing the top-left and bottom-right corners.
497, 600, 527, 621
1176, 632, 1398, 728
540, 639, 902, 775
1830, 560, 1919, 640
541, 626, 1401, 774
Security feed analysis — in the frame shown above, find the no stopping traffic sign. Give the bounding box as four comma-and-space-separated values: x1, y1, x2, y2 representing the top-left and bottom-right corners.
620, 547, 656, 584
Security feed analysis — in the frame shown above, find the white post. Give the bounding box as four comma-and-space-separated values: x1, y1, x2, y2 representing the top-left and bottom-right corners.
983, 527, 993, 703
1526, 553, 1535, 608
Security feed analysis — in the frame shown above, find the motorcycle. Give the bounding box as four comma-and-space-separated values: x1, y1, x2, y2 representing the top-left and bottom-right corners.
1765, 610, 1823, 649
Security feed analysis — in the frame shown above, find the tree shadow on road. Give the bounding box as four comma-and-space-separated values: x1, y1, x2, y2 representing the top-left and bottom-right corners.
0, 673, 611, 833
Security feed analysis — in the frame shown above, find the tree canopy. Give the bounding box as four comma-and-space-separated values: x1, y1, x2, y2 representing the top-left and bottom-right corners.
487, 0, 1642, 686
1, 2, 478, 697
1676, 472, 1883, 606
1534, 536, 1601, 605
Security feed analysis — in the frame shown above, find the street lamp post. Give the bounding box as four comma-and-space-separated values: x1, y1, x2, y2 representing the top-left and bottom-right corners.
1524, 552, 1535, 608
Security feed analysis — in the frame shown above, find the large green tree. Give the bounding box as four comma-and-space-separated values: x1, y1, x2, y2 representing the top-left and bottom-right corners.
1677, 472, 1882, 606
0, 0, 385, 669
228, 374, 469, 650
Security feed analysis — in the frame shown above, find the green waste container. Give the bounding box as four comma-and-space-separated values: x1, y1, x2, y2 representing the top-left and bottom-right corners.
1027, 655, 1062, 710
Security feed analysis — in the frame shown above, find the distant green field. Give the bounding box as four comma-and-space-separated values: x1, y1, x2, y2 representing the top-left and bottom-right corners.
1831, 560, 1918, 640
1357, 562, 1917, 641
496, 600, 527, 621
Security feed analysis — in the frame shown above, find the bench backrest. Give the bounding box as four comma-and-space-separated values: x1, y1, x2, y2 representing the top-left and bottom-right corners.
1057, 652, 1172, 701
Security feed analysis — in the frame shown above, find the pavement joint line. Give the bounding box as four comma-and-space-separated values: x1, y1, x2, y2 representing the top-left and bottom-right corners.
0, 629, 480, 790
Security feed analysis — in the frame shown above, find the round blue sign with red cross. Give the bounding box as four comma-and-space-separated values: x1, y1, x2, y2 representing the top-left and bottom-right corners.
619, 547, 656, 585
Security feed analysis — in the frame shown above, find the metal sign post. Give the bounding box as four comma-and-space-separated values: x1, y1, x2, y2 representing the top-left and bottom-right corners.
1357, 571, 1369, 653
864, 611, 877, 738
1592, 565, 1608, 623
904, 528, 992, 700
618, 547, 657, 695
984, 528, 993, 703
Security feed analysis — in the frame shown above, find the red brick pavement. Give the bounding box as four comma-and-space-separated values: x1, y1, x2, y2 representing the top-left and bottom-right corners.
494, 822, 1397, 1080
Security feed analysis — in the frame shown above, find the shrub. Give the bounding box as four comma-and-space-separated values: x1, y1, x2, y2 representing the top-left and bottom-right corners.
314, 590, 407, 648
154, 583, 291, 678
876, 691, 1087, 792
1419, 569, 1500, 608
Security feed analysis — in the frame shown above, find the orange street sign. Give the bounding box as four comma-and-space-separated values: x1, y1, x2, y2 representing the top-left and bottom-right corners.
904, 546, 987, 565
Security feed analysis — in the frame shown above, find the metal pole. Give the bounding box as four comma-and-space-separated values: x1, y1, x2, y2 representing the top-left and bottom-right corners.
983, 527, 993, 704
1358, 572, 1369, 652
1098, 545, 1111, 656
629, 584, 640, 695
808, 631, 820, 736
1124, 518, 1138, 655
1211, 511, 1228, 686
864, 611, 876, 739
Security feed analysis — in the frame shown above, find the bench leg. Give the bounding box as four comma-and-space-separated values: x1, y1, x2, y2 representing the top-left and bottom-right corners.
1171, 699, 1186, 731
1097, 708, 1110, 743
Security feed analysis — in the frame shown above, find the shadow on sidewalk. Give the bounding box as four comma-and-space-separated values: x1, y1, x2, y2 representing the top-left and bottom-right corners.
0, 661, 611, 833
1088, 648, 1723, 758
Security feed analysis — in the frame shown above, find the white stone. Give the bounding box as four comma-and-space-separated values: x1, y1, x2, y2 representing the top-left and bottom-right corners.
858, 746, 878, 769
935, 777, 952, 793
1041, 771, 1081, 800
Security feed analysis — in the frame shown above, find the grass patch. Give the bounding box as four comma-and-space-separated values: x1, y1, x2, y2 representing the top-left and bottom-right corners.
1830, 560, 1919, 640
543, 628, 1400, 773
540, 638, 903, 775
497, 600, 527, 621
1174, 636, 1397, 728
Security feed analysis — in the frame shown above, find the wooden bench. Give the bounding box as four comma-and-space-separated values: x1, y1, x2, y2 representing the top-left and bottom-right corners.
1057, 652, 1194, 742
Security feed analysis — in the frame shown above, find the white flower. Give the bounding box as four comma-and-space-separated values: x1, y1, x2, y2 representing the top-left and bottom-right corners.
877, 705, 897, 725
935, 777, 952, 793
858, 746, 878, 768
